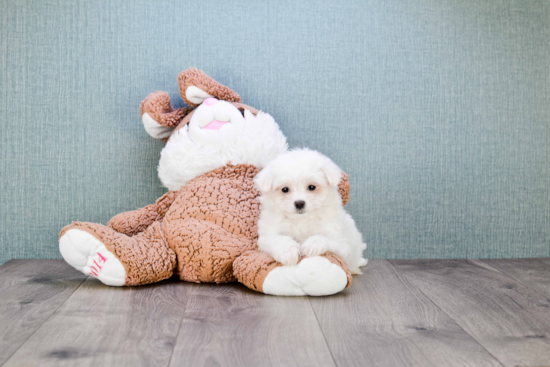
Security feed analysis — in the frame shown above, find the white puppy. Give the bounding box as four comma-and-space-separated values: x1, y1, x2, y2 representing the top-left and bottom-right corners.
254, 148, 368, 274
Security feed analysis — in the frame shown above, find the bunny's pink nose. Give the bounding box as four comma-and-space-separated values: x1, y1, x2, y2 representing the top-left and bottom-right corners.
203, 98, 218, 106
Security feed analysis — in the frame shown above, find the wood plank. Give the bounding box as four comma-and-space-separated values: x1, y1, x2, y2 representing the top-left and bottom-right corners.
309, 260, 502, 367
0, 260, 86, 365
3, 276, 189, 367
390, 259, 550, 367
481, 258, 550, 298
169, 282, 336, 367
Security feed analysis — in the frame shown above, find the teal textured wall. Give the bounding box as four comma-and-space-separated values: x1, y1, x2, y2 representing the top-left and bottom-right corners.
1, 0, 549, 264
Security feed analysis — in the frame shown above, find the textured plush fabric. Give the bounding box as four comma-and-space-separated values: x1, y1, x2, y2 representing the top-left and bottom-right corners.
138, 68, 243, 129
60, 221, 177, 286
1, 1, 549, 265
62, 164, 262, 285
233, 251, 352, 293
107, 190, 178, 237
169, 102, 260, 138
233, 250, 282, 292
338, 172, 350, 207
178, 68, 241, 106
60, 163, 352, 288
139, 92, 191, 128
164, 164, 260, 283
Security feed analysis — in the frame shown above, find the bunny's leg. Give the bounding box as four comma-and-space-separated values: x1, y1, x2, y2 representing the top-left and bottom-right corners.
233, 251, 352, 296
59, 221, 176, 286
164, 218, 256, 284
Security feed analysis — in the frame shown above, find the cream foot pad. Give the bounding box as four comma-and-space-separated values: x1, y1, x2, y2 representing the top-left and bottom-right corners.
263, 256, 348, 296
59, 229, 126, 286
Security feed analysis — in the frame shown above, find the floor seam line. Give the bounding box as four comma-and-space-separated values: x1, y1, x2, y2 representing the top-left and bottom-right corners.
478, 259, 550, 300
307, 297, 339, 367
379, 260, 440, 367
166, 285, 190, 367
1, 274, 89, 367
386, 260, 506, 367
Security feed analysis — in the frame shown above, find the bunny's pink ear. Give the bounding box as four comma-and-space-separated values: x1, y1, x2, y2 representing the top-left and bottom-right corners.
178, 68, 241, 107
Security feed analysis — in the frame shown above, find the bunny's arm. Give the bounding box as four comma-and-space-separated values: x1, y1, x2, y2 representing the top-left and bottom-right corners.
107, 190, 178, 237
338, 171, 350, 206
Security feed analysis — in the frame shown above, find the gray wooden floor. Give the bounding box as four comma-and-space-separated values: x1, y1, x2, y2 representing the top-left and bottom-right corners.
1, 259, 549, 367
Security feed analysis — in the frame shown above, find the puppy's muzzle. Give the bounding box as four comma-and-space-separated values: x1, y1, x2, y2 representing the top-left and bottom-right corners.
294, 200, 306, 211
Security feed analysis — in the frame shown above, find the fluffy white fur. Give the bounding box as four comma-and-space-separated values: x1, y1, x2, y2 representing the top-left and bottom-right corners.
255, 149, 368, 274
158, 100, 288, 191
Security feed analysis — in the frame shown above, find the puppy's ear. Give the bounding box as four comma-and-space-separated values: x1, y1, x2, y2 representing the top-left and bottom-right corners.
178, 68, 241, 107
255, 167, 276, 193
322, 157, 342, 186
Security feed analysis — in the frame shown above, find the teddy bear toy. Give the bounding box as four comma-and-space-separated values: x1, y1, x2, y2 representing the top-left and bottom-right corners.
59, 68, 353, 296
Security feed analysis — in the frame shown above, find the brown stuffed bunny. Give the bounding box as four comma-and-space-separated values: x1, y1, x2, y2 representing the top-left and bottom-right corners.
59, 68, 352, 296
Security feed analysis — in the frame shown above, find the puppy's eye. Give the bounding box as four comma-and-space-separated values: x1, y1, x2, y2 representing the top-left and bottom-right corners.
281, 187, 289, 193
308, 185, 316, 191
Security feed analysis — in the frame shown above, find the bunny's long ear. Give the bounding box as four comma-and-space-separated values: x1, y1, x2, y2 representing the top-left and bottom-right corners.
140, 91, 193, 139
178, 68, 241, 106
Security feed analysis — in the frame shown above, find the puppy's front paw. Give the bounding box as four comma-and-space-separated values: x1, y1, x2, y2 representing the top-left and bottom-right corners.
301, 236, 329, 258
275, 246, 301, 266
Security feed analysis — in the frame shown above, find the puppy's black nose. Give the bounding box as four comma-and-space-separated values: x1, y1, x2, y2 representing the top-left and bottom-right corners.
294, 200, 306, 210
